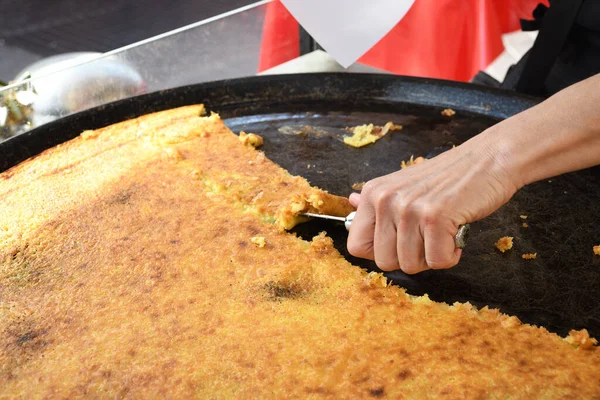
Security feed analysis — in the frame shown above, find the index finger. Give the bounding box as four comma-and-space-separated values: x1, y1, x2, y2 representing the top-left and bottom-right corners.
346, 198, 376, 260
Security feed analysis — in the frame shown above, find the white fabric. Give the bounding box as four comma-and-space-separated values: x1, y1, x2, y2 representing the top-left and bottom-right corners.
281, 0, 416, 68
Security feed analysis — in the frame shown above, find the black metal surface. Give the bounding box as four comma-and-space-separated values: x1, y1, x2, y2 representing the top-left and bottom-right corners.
2, 73, 599, 339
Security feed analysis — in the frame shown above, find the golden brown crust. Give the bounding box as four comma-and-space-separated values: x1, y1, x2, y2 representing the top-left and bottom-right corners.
441, 108, 456, 117
276, 190, 354, 230
400, 155, 425, 169
495, 236, 514, 253
1, 106, 599, 398
566, 329, 599, 349
388, 122, 403, 131
238, 131, 263, 148
250, 236, 266, 248
343, 122, 399, 148
351, 182, 366, 191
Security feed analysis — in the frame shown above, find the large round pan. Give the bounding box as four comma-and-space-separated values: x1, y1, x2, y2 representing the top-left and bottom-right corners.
2, 73, 599, 338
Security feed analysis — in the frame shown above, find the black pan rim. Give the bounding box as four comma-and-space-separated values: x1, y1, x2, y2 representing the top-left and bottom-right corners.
0, 72, 541, 173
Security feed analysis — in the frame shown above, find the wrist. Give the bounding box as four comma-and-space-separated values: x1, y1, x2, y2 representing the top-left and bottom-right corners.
477, 75, 600, 187
465, 123, 525, 193
473, 106, 561, 189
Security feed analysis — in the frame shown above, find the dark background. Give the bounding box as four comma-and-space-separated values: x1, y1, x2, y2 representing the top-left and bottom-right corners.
0, 0, 255, 82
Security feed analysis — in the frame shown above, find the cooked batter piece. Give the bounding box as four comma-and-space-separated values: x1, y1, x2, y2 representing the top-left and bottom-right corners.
495, 236, 514, 252
343, 121, 400, 148
400, 155, 425, 169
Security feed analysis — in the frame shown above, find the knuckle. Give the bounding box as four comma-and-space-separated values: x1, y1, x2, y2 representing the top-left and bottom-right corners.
373, 189, 395, 210
361, 180, 379, 197
392, 198, 414, 222
421, 204, 442, 226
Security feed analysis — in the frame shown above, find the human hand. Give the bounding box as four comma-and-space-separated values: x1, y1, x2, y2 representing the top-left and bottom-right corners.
348, 73, 600, 274
346, 129, 520, 274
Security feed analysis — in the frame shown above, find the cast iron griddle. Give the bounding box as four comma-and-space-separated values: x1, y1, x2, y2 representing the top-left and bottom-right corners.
1, 73, 599, 338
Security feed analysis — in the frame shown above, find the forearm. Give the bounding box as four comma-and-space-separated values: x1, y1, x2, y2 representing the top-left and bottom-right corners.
472, 73, 600, 188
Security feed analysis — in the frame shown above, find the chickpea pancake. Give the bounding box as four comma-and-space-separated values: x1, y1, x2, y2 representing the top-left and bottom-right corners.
0, 106, 598, 398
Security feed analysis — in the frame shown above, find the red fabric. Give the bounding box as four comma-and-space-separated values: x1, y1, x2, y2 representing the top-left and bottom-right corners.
258, 1, 299, 72
258, 0, 547, 82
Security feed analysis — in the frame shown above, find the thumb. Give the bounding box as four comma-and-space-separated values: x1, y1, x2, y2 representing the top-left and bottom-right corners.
349, 192, 361, 208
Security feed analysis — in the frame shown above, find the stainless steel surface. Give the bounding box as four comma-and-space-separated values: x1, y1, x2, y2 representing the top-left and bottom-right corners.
302, 212, 346, 222
0, 0, 273, 141
15, 53, 145, 127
